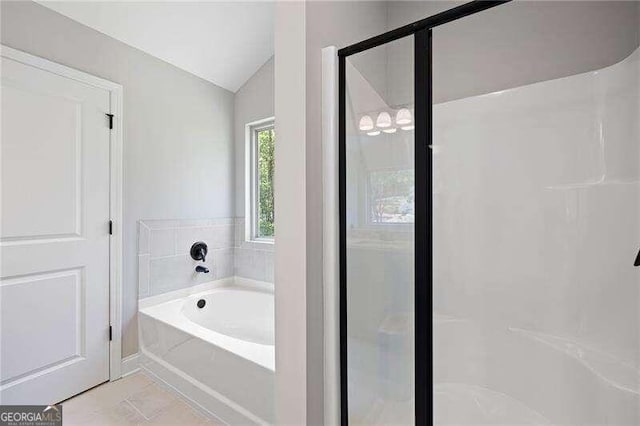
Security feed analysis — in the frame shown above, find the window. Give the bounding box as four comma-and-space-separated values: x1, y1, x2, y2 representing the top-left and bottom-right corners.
246, 119, 275, 241
368, 169, 414, 224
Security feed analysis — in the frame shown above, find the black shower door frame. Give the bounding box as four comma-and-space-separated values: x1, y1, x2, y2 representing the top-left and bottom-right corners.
337, 1, 510, 424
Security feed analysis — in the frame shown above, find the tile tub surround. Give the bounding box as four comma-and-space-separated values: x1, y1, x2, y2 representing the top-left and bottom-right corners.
138, 218, 274, 298
234, 218, 274, 283
138, 219, 235, 298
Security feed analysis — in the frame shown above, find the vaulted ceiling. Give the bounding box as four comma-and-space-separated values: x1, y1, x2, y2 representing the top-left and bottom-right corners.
37, 1, 274, 92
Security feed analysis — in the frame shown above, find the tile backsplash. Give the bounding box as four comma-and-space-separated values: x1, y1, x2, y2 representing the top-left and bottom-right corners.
138, 218, 273, 298
234, 218, 274, 282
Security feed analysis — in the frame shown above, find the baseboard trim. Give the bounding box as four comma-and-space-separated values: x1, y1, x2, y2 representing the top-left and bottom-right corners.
121, 353, 140, 377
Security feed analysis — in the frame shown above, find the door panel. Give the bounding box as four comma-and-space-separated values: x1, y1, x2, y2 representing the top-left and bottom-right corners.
1, 55, 111, 404
1, 82, 81, 240
1, 269, 84, 381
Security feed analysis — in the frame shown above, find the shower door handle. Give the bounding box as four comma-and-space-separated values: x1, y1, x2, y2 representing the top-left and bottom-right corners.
635, 248, 640, 267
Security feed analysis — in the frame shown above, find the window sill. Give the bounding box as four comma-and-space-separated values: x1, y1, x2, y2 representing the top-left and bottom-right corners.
249, 238, 274, 245
240, 238, 275, 251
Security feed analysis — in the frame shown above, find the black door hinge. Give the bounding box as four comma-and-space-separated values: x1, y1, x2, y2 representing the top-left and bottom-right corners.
634, 248, 640, 267
109, 220, 113, 235
106, 113, 114, 130
109, 325, 113, 341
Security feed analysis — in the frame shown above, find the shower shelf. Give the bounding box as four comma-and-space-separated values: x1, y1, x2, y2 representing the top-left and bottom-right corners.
544, 179, 640, 190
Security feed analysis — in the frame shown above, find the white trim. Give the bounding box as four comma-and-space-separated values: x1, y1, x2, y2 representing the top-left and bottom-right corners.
321, 46, 340, 426
1, 46, 123, 93
108, 74, 124, 383
245, 117, 276, 244
121, 353, 140, 377
0, 46, 125, 382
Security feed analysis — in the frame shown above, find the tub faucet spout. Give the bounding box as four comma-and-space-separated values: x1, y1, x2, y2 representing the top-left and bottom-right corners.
195, 265, 209, 273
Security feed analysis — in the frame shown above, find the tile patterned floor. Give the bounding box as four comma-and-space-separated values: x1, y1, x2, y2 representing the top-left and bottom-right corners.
62, 371, 220, 425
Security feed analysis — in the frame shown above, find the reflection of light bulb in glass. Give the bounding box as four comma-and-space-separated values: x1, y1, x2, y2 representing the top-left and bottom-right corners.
395, 108, 412, 125
367, 130, 381, 136
382, 128, 397, 134
359, 115, 374, 131
376, 112, 392, 128
401, 125, 414, 131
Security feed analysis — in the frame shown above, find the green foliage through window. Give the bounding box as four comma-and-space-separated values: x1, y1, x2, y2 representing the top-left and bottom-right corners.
369, 169, 414, 223
257, 128, 275, 238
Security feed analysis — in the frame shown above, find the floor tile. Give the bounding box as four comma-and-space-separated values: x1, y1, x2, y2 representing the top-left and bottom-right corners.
144, 400, 212, 425
63, 373, 153, 416
61, 371, 216, 425
64, 400, 146, 426
126, 383, 176, 419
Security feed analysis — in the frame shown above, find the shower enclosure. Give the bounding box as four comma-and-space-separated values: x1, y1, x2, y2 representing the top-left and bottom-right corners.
338, 1, 640, 424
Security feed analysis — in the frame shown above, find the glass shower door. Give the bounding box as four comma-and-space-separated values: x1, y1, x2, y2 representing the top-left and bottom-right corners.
343, 35, 415, 425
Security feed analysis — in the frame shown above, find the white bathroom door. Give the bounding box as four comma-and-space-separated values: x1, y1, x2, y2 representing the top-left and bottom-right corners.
0, 52, 112, 404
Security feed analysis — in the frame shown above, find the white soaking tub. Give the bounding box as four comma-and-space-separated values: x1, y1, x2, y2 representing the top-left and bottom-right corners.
138, 278, 274, 425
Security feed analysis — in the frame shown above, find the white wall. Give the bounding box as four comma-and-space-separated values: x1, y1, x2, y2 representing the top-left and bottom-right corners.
274, 2, 307, 425
0, 1, 235, 358
271, 1, 393, 423
234, 57, 274, 217
305, 2, 389, 424
232, 58, 275, 284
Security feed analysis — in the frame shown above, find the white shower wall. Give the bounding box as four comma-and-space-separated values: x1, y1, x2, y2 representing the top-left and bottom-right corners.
431, 47, 640, 423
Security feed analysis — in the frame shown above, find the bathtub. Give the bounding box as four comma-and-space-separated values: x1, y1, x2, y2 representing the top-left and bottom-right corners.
138, 278, 274, 425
